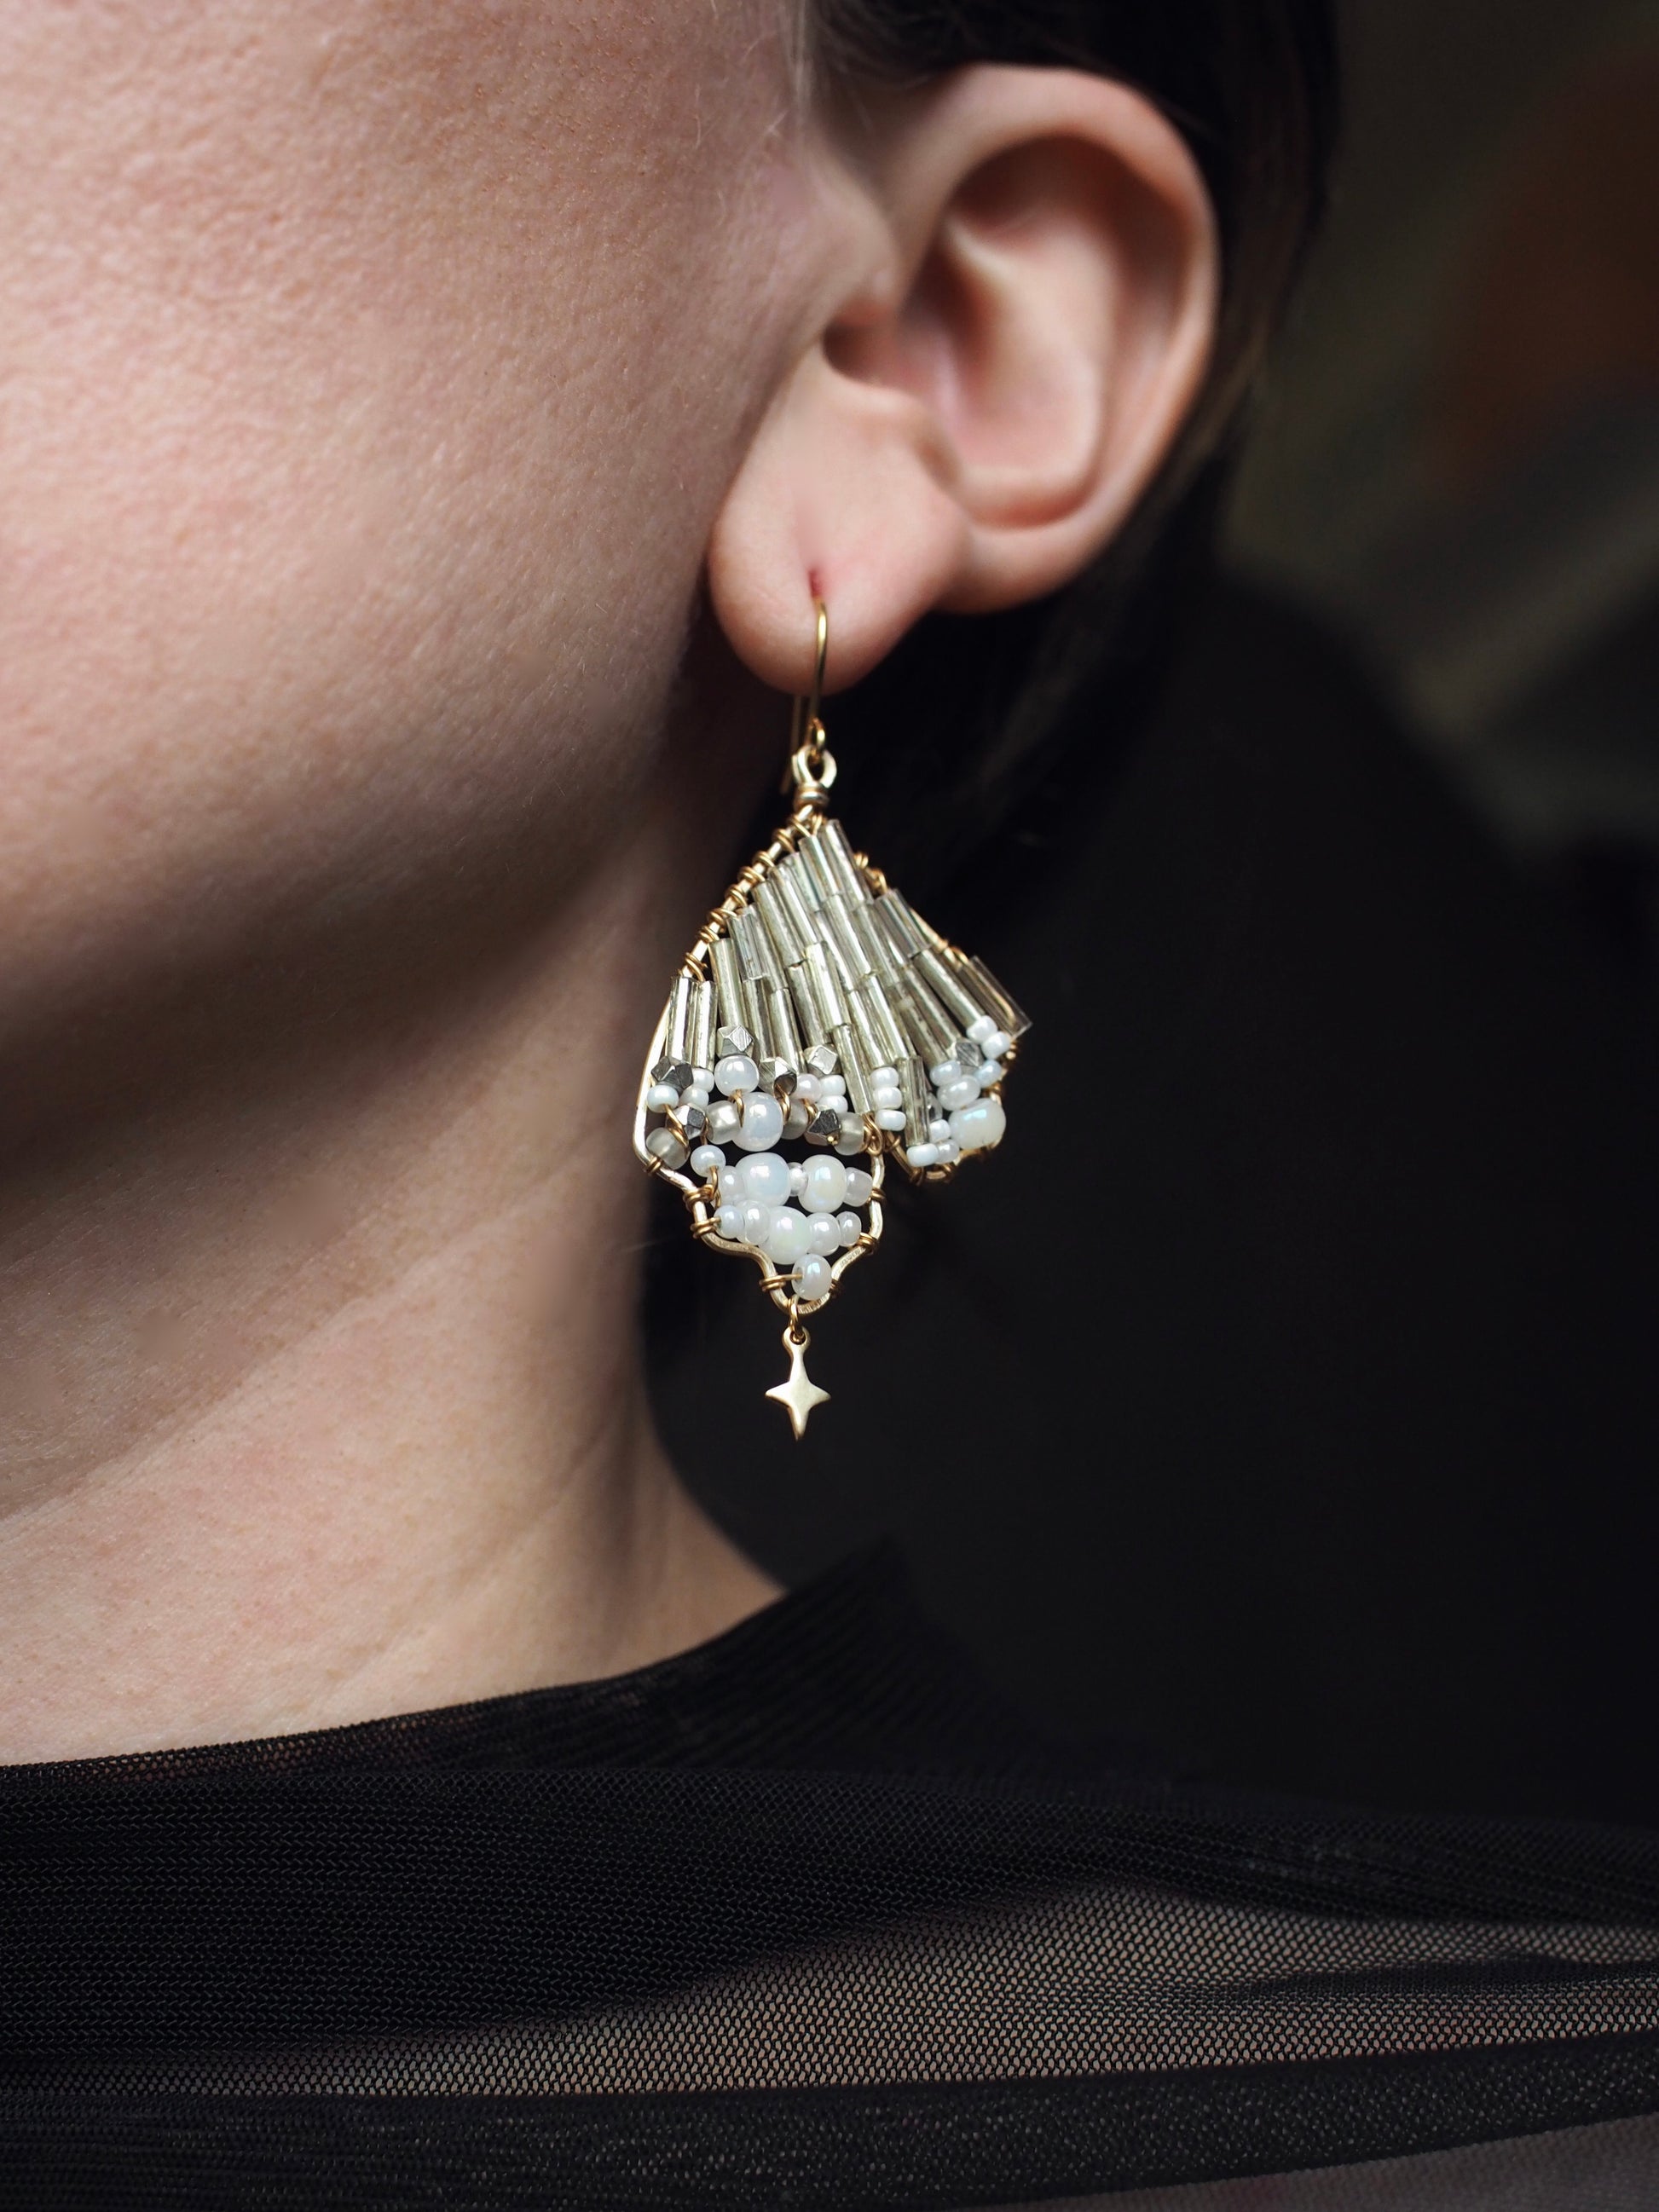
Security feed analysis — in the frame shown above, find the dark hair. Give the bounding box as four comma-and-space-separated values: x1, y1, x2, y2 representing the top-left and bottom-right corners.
801, 0, 1339, 887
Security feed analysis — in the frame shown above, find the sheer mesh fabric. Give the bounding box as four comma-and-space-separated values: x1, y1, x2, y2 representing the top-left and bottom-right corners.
4, 1552, 1658, 2207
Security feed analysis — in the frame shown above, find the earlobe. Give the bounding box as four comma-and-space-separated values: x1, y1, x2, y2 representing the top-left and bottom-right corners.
708, 66, 1218, 692
707, 350, 974, 696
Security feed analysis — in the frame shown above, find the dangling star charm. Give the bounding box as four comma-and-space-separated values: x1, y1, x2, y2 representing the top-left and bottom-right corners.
766, 1330, 830, 1439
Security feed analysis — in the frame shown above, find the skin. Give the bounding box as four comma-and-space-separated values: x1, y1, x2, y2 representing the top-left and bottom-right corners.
0, 0, 1217, 1761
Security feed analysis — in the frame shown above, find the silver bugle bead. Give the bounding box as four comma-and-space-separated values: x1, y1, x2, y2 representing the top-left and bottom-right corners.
667, 973, 694, 1063
963, 954, 1032, 1039
690, 978, 716, 1074
710, 933, 746, 1039
831, 1022, 873, 1116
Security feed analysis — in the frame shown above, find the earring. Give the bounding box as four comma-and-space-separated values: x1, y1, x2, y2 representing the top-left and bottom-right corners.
634, 601, 1029, 1436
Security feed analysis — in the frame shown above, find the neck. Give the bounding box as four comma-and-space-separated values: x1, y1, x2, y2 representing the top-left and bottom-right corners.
0, 791, 777, 1765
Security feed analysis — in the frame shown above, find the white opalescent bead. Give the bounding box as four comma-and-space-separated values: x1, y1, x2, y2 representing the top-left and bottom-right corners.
928, 1059, 961, 1089
871, 1084, 904, 1112
788, 1163, 806, 1195
801, 1156, 847, 1214
834, 1127, 865, 1157
795, 1072, 822, 1106
935, 1137, 959, 1164
691, 1145, 725, 1181
841, 1168, 873, 1207
645, 1083, 679, 1112
795, 1253, 833, 1302
717, 1203, 743, 1239
740, 1152, 790, 1204
967, 1015, 997, 1044
818, 1074, 847, 1099
927, 1118, 951, 1146
950, 1096, 1006, 1152
766, 1204, 812, 1268
714, 1054, 760, 1097
975, 1060, 1003, 1090
690, 1067, 715, 1092
806, 1210, 843, 1256
835, 1210, 862, 1248
645, 1129, 688, 1168
874, 1108, 906, 1132
707, 1100, 742, 1141
870, 1066, 899, 1089
906, 1141, 939, 1170
936, 1075, 980, 1112
680, 1085, 711, 1111
981, 1029, 1011, 1059
739, 1200, 772, 1248
718, 1165, 744, 1201
734, 1091, 784, 1151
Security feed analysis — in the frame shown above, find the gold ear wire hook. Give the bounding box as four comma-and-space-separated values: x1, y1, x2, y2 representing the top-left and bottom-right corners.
787, 598, 835, 801
788, 598, 830, 752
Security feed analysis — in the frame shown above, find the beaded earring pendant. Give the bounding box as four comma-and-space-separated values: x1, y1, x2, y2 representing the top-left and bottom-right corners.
633, 604, 1028, 1435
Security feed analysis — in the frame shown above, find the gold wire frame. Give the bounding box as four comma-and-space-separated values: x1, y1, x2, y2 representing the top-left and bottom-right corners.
633, 602, 1020, 1352
631, 754, 889, 1344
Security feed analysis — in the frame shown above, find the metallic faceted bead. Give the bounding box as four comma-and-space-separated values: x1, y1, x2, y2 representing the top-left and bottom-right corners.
757, 1057, 797, 1098
716, 1025, 754, 1058
675, 1106, 708, 1141
805, 1043, 839, 1077
652, 1057, 695, 1091
805, 1108, 842, 1147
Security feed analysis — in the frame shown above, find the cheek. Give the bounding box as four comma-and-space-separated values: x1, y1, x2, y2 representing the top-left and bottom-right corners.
0, 0, 790, 1014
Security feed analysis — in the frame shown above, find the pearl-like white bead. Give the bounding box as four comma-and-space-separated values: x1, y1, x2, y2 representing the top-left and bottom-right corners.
871, 1084, 904, 1112
766, 1204, 812, 1268
936, 1074, 980, 1112
717, 1202, 743, 1239
874, 1108, 906, 1132
950, 1095, 1006, 1151
680, 1085, 711, 1111
801, 1156, 847, 1214
714, 1053, 759, 1097
835, 1210, 862, 1248
795, 1071, 823, 1106
718, 1165, 743, 1201
788, 1163, 806, 1196
928, 1059, 961, 1089
980, 1029, 1011, 1059
967, 1015, 997, 1045
645, 1129, 687, 1168
739, 1200, 772, 1248
818, 1073, 847, 1099
689, 1068, 715, 1092
927, 1118, 951, 1146
905, 1141, 939, 1170
935, 1136, 959, 1164
794, 1252, 833, 1302
975, 1060, 1002, 1090
645, 1083, 679, 1112
841, 1167, 873, 1207
740, 1152, 790, 1204
870, 1066, 899, 1089
734, 1091, 784, 1151
690, 1145, 725, 1181
806, 1210, 843, 1256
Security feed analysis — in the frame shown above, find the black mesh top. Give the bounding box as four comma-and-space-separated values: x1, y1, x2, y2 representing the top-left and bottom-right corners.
4, 1547, 1659, 2208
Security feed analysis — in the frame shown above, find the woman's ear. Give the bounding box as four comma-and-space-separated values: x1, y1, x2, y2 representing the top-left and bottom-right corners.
708, 66, 1219, 693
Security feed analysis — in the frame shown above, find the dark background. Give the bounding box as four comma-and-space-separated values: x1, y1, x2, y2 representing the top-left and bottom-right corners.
653, 0, 1659, 1830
